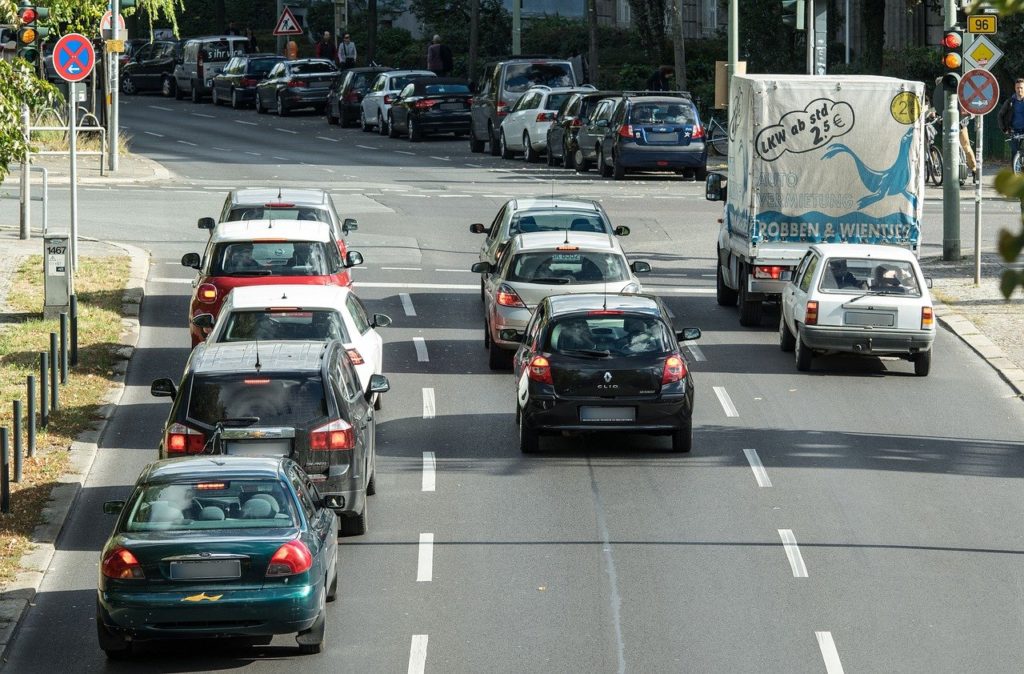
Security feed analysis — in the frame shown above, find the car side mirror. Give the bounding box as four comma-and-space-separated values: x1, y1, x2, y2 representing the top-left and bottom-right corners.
366, 374, 390, 399
706, 173, 726, 202
150, 377, 177, 399
103, 501, 125, 515
343, 218, 358, 235
498, 329, 523, 343
676, 328, 701, 342
191, 313, 215, 330
630, 261, 651, 274
471, 262, 493, 274
197, 217, 216, 230
614, 225, 630, 236
181, 252, 201, 269
345, 250, 364, 268
596, 119, 609, 128
925, 277, 933, 289
469, 223, 489, 234
371, 313, 392, 328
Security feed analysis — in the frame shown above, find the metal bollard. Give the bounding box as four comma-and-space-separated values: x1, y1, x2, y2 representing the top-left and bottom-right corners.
70, 295, 79, 367
49, 333, 59, 412
0, 428, 9, 514
59, 313, 68, 384
39, 353, 49, 428
12, 401, 22, 483
26, 376, 36, 458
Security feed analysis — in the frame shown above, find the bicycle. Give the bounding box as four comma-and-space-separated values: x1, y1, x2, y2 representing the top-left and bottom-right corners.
706, 114, 728, 157
1008, 132, 1024, 174
924, 111, 943, 186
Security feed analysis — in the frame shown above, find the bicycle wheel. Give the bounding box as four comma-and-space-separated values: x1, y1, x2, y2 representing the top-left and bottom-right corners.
1014, 151, 1024, 175
929, 145, 943, 186
709, 123, 728, 157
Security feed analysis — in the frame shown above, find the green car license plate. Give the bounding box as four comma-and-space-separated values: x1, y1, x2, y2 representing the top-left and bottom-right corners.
169, 559, 241, 580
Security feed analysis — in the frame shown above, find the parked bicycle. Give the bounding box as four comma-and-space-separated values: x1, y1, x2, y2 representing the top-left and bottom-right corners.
923, 110, 967, 186
706, 114, 728, 157
1008, 132, 1024, 174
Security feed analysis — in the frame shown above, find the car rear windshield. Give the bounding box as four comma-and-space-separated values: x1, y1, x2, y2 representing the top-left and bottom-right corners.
629, 102, 696, 125
393, 75, 431, 90
247, 58, 280, 76
547, 314, 673, 356
124, 479, 298, 532
210, 241, 331, 276
187, 373, 328, 427
504, 63, 575, 92
226, 206, 330, 223
424, 83, 470, 95
510, 211, 608, 235
218, 310, 350, 343
546, 93, 572, 110
291, 62, 336, 75
819, 257, 922, 296
508, 251, 629, 284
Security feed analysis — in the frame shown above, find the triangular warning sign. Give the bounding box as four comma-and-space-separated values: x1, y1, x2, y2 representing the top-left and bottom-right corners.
273, 7, 303, 36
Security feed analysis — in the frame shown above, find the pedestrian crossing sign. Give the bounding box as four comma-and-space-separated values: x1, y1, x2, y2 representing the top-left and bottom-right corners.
273, 7, 303, 36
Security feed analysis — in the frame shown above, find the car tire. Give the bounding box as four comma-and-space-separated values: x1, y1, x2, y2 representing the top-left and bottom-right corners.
546, 143, 556, 166
326, 562, 339, 602
489, 125, 501, 156
670, 422, 692, 453
211, 87, 220, 106
716, 260, 738, 306
378, 113, 388, 136
483, 317, 491, 348
388, 113, 400, 138
296, 596, 326, 655
612, 152, 625, 179
519, 407, 539, 454
366, 469, 376, 496
409, 117, 422, 142
255, 94, 265, 114
500, 131, 514, 159
524, 133, 539, 163
277, 95, 287, 116
574, 147, 589, 173
231, 89, 241, 109
779, 315, 796, 352
470, 128, 485, 152
599, 147, 613, 178
360, 109, 371, 132
191, 81, 201, 103
694, 166, 708, 181
163, 76, 177, 98
563, 142, 576, 169
795, 326, 813, 371
327, 102, 339, 124
120, 76, 136, 95
340, 501, 367, 536
737, 274, 762, 326
913, 349, 932, 376
172, 78, 184, 100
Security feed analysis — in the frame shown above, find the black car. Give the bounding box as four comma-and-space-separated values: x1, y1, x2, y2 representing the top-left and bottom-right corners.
506, 293, 701, 453
596, 93, 708, 180
120, 40, 182, 95
570, 95, 622, 173
387, 77, 472, 141
547, 90, 621, 169
150, 340, 390, 536
212, 53, 286, 108
255, 59, 338, 116
325, 66, 393, 127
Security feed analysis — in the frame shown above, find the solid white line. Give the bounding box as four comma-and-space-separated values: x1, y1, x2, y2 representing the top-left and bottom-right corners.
400, 292, 416, 316
272, 156, 289, 161
435, 268, 474, 273
212, 146, 231, 152
422, 451, 436, 492
316, 135, 339, 142
778, 529, 809, 578
245, 151, 261, 156
408, 635, 428, 674
191, 112, 215, 118
276, 127, 298, 134
176, 140, 197, 146
815, 632, 845, 674
150, 277, 193, 285
417, 533, 434, 582
465, 163, 484, 168
438, 194, 471, 198
358, 282, 476, 291
394, 150, 415, 155
147, 105, 172, 111
413, 337, 428, 362
430, 156, 450, 161
143, 131, 164, 137
235, 120, 258, 126
642, 286, 716, 295
683, 341, 705, 361
713, 386, 739, 417
743, 449, 772, 488
356, 144, 376, 150
422, 388, 435, 419
383, 266, 422, 271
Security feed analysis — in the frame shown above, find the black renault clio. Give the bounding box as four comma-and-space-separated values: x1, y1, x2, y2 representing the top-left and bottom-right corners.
506, 293, 701, 453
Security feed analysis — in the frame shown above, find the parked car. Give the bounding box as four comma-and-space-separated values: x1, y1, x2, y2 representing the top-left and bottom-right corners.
497, 85, 593, 161
325, 66, 393, 127
120, 40, 182, 95
574, 96, 623, 173
508, 293, 701, 453
547, 90, 622, 169
96, 456, 338, 658
471, 230, 650, 369
117, 38, 150, 69
211, 53, 285, 108
150, 339, 389, 535
180, 220, 363, 346
255, 59, 338, 116
173, 35, 250, 103
387, 77, 472, 141
595, 92, 708, 180
359, 69, 435, 134
779, 243, 935, 375
469, 57, 578, 156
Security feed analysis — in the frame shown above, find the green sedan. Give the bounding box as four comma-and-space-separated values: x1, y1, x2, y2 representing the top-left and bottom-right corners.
96, 456, 339, 658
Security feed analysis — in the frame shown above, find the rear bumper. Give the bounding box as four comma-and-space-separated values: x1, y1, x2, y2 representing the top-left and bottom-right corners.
802, 325, 935, 354
281, 89, 331, 107
522, 394, 693, 433
490, 306, 532, 350
411, 112, 470, 134
617, 143, 707, 169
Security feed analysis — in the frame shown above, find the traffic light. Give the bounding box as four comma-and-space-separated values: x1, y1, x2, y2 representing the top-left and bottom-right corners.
16, 1, 49, 64
781, 0, 805, 31
940, 26, 963, 92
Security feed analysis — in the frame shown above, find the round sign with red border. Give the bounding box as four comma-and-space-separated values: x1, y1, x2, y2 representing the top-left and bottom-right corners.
957, 68, 1000, 116
52, 33, 95, 83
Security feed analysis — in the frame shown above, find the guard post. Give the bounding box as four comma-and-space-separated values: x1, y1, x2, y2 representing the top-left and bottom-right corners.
43, 231, 71, 319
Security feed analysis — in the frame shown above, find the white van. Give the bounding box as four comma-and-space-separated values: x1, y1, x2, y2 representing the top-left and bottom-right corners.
173, 35, 249, 103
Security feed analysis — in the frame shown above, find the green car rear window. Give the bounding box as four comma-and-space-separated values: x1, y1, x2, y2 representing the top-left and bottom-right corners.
124, 479, 298, 531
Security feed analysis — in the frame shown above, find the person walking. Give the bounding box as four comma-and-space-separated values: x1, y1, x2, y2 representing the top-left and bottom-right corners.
999, 78, 1024, 171
315, 31, 337, 63
426, 35, 452, 76
337, 32, 357, 69
959, 108, 978, 184
646, 65, 673, 92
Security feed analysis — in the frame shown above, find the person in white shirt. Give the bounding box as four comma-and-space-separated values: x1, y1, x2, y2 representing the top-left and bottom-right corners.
337, 33, 357, 68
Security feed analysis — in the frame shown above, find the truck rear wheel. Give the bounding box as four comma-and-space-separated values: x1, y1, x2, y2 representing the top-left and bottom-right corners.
737, 275, 763, 327
716, 262, 737, 307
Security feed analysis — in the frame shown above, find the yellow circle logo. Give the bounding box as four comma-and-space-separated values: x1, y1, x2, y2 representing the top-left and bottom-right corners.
890, 92, 921, 125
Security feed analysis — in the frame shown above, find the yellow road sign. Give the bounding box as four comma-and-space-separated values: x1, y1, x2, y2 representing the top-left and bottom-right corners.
105, 39, 124, 53
968, 15, 997, 34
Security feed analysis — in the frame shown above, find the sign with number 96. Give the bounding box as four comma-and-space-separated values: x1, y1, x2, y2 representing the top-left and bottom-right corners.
968, 15, 997, 34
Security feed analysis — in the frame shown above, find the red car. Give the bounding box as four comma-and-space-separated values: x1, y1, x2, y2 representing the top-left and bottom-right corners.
181, 220, 363, 346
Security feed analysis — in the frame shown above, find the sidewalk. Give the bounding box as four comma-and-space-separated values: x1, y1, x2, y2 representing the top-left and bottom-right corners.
2, 151, 172, 187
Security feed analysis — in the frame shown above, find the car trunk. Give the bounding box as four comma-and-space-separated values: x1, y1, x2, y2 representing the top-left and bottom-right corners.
510, 280, 633, 309
295, 73, 336, 90
551, 356, 663, 398
632, 122, 697, 146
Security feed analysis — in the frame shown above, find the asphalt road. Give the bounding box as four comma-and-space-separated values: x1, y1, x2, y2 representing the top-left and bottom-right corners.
2, 94, 1024, 673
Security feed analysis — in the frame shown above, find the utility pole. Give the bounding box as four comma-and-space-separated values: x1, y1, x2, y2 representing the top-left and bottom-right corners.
728, 0, 737, 98
109, 0, 120, 172
943, 0, 961, 261
276, 0, 284, 54
512, 0, 521, 55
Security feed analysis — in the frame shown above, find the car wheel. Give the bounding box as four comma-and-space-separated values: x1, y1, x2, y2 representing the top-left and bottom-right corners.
562, 142, 574, 169
574, 147, 589, 173
96, 602, 132, 659
913, 349, 932, 376
231, 89, 241, 109
599, 147, 613, 177
163, 76, 177, 98
360, 109, 371, 132
255, 93, 265, 114
173, 78, 184, 100
388, 113, 400, 138
483, 317, 491, 348
296, 595, 326, 654
500, 131, 515, 159
546, 143, 556, 166
716, 260, 738, 306
779, 314, 796, 352
327, 101, 339, 124
378, 113, 388, 136
694, 165, 708, 181
120, 75, 136, 95
489, 125, 501, 156
340, 501, 367, 536
190, 81, 201, 103
470, 127, 485, 153
211, 87, 220, 106
738, 278, 763, 326
670, 422, 693, 453
277, 94, 287, 116
326, 561, 339, 602
795, 325, 813, 372
612, 151, 625, 179
366, 468, 376, 496
408, 117, 422, 142
524, 133, 539, 163
519, 406, 539, 453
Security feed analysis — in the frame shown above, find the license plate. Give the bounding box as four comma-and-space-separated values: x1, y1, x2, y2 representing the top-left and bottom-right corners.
169, 559, 241, 580
580, 406, 636, 422
225, 440, 290, 457
647, 132, 678, 142
310, 82, 328, 89
441, 102, 463, 110
844, 311, 895, 327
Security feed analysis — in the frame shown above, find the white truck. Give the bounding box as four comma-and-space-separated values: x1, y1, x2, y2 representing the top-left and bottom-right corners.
706, 74, 925, 326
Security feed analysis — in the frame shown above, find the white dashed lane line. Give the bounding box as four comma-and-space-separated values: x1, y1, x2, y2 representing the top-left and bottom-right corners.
357, 282, 476, 291
742, 449, 772, 488
778, 529, 809, 578
422, 452, 436, 492
400, 293, 416, 316
422, 388, 435, 419
235, 120, 258, 126
383, 267, 422, 271
430, 156, 450, 161
245, 151, 261, 156
713, 386, 739, 417
408, 635, 429, 674
176, 140, 197, 146
356, 144, 376, 150
416, 533, 434, 582
147, 105, 172, 111
413, 337, 428, 362
683, 341, 705, 361
143, 131, 164, 137
435, 269, 474, 273
212, 146, 232, 152
394, 150, 415, 155
316, 136, 339, 142
191, 112, 215, 118
815, 632, 845, 674
276, 127, 298, 134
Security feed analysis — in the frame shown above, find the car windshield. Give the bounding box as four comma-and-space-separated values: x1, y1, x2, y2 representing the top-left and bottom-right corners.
218, 310, 350, 342
630, 102, 696, 125
423, 83, 470, 95
507, 251, 629, 284
248, 58, 280, 76
392, 75, 430, 90
510, 211, 608, 235
123, 478, 298, 532
819, 257, 921, 296
547, 314, 673, 356
210, 241, 330, 276
226, 206, 330, 223
504, 63, 575, 92
187, 373, 328, 427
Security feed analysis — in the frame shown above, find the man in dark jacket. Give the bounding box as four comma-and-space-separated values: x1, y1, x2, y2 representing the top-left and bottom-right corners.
315, 31, 337, 63
998, 78, 1024, 168
646, 65, 674, 92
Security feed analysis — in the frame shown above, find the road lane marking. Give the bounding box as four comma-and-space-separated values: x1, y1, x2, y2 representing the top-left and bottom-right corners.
143, 131, 164, 137
435, 268, 474, 273
438, 194, 471, 198
394, 150, 415, 155
191, 112, 215, 118
430, 156, 450, 161
422, 388, 435, 419
212, 146, 231, 152
778, 529, 808, 578
316, 135, 339, 142
588, 465, 627, 674
322, 168, 334, 173
641, 285, 716, 294
359, 282, 476, 291
147, 105, 172, 111
245, 151, 261, 156
417, 533, 434, 582
743, 449, 772, 488
413, 337, 428, 362
234, 120, 258, 125
383, 266, 422, 271
400, 293, 416, 316
272, 156, 289, 161
713, 386, 738, 417
176, 140, 197, 146
151, 277, 193, 284
408, 635, 428, 674
276, 127, 298, 134
422, 452, 436, 492
815, 632, 844, 674
683, 341, 705, 361
356, 144, 376, 150
465, 163, 484, 168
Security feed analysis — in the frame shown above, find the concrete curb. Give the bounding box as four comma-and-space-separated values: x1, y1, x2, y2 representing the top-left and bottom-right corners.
3, 154, 172, 187
0, 241, 149, 659
935, 301, 1024, 396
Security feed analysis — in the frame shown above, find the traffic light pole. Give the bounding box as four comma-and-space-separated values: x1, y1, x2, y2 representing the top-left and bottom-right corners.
943, 0, 960, 261
108, 0, 120, 172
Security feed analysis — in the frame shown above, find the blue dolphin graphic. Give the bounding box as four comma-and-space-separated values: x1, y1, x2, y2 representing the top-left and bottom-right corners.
821, 128, 916, 211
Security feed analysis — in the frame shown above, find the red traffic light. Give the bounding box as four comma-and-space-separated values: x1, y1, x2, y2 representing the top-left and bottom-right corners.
942, 32, 962, 49
19, 7, 37, 23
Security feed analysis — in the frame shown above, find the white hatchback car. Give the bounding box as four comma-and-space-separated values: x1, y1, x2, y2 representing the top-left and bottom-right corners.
360, 69, 436, 135
498, 85, 595, 162
779, 243, 935, 375
198, 284, 391, 403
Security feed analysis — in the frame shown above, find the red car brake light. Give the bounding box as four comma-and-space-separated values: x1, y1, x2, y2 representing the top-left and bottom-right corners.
921, 306, 934, 329
310, 419, 355, 451
662, 354, 687, 384
165, 422, 206, 454
240, 77, 259, 87
414, 98, 439, 110
102, 547, 145, 580
753, 265, 785, 280
619, 124, 634, 138
287, 80, 307, 88
536, 111, 555, 122
528, 355, 553, 384
570, 118, 583, 128
197, 283, 218, 304
805, 300, 819, 326
266, 540, 313, 577
497, 100, 509, 117
383, 94, 393, 105
496, 284, 526, 308
264, 202, 295, 208
691, 123, 704, 139
346, 348, 365, 365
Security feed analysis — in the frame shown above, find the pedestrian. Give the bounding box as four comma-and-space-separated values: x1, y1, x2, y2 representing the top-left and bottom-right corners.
286, 39, 298, 60
998, 78, 1024, 169
426, 35, 452, 76
959, 108, 978, 184
337, 32, 357, 69
224, 21, 240, 36
646, 65, 673, 92
244, 26, 258, 51
315, 31, 337, 63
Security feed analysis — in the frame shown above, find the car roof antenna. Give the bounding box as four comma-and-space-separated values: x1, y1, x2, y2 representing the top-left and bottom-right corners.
254, 335, 262, 373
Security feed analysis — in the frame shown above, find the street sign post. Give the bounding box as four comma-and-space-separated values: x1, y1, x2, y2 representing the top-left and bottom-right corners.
963, 35, 1003, 71
957, 68, 1000, 286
